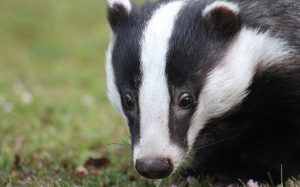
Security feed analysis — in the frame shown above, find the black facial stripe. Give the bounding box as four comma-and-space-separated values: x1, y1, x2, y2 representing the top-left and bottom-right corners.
111, 2, 161, 146
165, 1, 229, 149
168, 87, 199, 150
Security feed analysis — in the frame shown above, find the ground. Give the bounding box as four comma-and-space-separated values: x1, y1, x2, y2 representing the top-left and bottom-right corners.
0, 0, 299, 186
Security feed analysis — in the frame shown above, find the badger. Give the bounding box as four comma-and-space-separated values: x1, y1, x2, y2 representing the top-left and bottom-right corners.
105, 0, 300, 184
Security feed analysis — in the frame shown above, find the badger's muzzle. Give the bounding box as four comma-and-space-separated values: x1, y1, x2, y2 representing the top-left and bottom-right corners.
135, 157, 173, 179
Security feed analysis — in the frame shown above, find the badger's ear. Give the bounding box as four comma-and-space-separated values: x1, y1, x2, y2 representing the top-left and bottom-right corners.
203, 1, 242, 39
107, 0, 133, 28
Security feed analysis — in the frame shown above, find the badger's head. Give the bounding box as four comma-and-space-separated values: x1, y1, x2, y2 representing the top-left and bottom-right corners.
106, 0, 290, 179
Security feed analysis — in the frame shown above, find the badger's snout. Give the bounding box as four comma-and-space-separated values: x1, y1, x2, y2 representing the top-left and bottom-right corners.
135, 157, 173, 179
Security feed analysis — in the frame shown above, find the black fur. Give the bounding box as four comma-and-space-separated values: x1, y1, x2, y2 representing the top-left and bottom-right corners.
239, 0, 300, 48
183, 58, 300, 185
107, 0, 300, 184
175, 0, 300, 184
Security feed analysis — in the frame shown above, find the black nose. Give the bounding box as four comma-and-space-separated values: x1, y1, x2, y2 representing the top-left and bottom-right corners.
135, 157, 173, 179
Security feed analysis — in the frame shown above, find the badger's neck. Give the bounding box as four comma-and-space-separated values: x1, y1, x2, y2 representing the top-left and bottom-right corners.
187, 27, 293, 150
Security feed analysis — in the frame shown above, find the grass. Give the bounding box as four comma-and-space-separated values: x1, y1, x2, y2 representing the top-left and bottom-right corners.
0, 0, 299, 186
0, 0, 158, 186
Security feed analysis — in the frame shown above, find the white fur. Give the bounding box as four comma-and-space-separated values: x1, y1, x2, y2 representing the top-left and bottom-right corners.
108, 0, 132, 14
106, 0, 293, 172
134, 1, 185, 169
106, 33, 126, 120
203, 1, 240, 17
187, 28, 292, 151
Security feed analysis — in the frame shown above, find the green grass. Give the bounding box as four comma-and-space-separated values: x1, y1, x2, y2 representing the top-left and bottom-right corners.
0, 0, 299, 186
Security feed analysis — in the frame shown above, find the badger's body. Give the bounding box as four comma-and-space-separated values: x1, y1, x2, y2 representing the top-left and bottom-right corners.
106, 0, 300, 184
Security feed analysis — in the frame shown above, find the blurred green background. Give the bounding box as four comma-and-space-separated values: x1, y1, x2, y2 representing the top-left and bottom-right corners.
0, 0, 161, 186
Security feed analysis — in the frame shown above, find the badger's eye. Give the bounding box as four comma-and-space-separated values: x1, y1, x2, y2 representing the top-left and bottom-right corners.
124, 93, 134, 110
178, 93, 193, 109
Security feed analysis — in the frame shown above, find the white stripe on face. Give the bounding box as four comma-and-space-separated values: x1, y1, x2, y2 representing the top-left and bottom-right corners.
187, 28, 292, 150
134, 1, 185, 168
